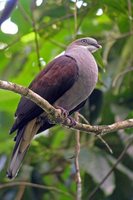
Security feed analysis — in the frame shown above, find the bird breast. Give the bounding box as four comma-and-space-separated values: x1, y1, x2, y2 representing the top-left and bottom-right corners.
54, 47, 98, 111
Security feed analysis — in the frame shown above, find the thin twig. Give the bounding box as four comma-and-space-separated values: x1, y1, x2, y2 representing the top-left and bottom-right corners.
97, 135, 113, 154
78, 113, 89, 124
32, 20, 42, 70
78, 113, 113, 153
31, 4, 42, 70
100, 31, 133, 45
15, 185, 25, 200
127, 0, 133, 32
18, 2, 32, 25
74, 0, 78, 38
88, 137, 133, 200
48, 39, 66, 49
112, 66, 133, 87
0, 181, 72, 197
76, 7, 88, 32
75, 112, 82, 200
39, 7, 89, 31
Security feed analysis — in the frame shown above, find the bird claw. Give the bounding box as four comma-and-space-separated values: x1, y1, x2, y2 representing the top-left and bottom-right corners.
67, 116, 77, 127
54, 106, 76, 127
54, 106, 69, 119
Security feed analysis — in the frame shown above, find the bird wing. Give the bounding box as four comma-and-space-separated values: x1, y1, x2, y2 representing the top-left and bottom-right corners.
10, 55, 78, 133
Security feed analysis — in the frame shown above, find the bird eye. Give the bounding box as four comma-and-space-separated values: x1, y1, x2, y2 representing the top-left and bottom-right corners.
81, 39, 87, 43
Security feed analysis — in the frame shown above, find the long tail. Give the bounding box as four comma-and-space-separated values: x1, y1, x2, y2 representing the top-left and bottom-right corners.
7, 118, 40, 179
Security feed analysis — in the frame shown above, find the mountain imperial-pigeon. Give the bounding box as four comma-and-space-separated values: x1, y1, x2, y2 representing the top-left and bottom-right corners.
7, 37, 102, 179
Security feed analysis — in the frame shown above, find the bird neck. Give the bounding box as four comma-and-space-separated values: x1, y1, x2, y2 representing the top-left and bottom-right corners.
66, 44, 84, 52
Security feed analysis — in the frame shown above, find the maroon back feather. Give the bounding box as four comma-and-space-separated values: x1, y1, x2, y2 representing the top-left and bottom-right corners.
10, 55, 78, 133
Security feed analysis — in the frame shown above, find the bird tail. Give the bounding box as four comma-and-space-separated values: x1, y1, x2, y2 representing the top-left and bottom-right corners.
7, 118, 40, 179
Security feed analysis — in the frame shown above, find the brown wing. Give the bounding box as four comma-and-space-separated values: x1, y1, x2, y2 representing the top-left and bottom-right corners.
10, 55, 78, 133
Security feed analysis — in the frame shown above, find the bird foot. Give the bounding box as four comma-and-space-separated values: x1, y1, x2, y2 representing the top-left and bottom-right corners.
54, 106, 69, 119
67, 116, 77, 127
54, 106, 76, 127
48, 106, 69, 124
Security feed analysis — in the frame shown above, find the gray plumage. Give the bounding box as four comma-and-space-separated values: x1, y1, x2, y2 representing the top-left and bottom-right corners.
7, 37, 101, 179
54, 41, 99, 110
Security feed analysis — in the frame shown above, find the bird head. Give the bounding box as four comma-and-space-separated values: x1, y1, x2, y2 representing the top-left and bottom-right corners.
68, 37, 102, 53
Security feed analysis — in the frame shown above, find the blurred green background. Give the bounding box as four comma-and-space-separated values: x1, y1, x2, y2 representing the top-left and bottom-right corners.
0, 0, 133, 199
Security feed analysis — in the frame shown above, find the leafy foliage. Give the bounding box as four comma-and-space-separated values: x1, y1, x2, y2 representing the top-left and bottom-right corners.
0, 0, 133, 199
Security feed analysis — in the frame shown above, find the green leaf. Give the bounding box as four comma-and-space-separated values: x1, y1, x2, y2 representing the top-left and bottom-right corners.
94, 50, 105, 70
79, 147, 115, 196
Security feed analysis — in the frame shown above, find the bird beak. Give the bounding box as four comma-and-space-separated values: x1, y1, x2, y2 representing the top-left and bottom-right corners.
98, 44, 102, 49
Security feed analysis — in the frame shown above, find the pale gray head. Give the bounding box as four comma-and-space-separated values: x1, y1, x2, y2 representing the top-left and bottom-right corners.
68, 37, 102, 53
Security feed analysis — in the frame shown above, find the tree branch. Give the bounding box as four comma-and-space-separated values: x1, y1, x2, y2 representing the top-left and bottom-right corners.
0, 80, 133, 135
0, 181, 72, 197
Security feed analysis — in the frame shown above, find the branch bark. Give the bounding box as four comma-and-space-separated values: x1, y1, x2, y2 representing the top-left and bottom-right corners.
0, 80, 133, 135
75, 112, 82, 200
